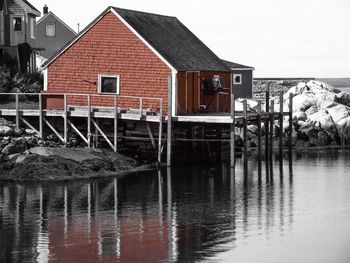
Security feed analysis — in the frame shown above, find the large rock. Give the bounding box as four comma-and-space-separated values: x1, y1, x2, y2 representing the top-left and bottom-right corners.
1, 138, 27, 155
336, 92, 350, 107
0, 126, 13, 136
29, 147, 104, 162
292, 94, 315, 112
306, 80, 334, 93
326, 104, 350, 124
293, 111, 308, 121
309, 109, 335, 132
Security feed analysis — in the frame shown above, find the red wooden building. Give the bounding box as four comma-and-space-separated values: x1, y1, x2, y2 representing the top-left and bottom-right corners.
42, 6, 250, 116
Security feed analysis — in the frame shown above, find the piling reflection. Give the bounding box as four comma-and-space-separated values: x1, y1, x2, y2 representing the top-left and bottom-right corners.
0, 156, 298, 263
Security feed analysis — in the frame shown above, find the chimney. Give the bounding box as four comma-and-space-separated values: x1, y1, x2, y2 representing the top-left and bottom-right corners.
43, 5, 48, 15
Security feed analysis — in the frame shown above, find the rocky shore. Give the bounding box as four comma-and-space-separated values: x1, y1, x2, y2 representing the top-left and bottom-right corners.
0, 119, 142, 181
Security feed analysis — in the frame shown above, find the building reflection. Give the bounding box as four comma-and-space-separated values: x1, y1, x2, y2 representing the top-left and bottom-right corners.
0, 155, 295, 263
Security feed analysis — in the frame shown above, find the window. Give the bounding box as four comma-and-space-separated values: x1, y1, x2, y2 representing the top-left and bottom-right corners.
30, 18, 35, 38
233, 74, 242, 85
98, 74, 120, 94
46, 22, 56, 37
13, 17, 22, 31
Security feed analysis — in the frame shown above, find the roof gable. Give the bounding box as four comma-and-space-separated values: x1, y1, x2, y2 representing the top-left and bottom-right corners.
37, 11, 77, 35
9, 0, 40, 16
113, 7, 229, 72
44, 7, 230, 72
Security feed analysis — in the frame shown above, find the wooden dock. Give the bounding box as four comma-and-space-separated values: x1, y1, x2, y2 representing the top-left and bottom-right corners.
0, 89, 293, 167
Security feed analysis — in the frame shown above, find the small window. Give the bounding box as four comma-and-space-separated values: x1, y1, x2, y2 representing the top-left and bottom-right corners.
13, 17, 22, 31
233, 74, 242, 85
98, 74, 120, 94
46, 22, 56, 37
30, 18, 35, 38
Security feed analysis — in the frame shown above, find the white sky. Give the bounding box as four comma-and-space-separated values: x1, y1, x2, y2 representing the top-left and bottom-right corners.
32, 0, 350, 78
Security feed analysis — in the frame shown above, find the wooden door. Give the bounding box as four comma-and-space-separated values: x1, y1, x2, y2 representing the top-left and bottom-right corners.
186, 72, 200, 113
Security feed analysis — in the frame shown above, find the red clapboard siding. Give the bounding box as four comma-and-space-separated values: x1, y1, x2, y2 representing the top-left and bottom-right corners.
46, 11, 171, 113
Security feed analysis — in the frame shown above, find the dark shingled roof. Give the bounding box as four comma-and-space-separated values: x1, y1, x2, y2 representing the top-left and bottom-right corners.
44, 7, 233, 72
23, 0, 40, 14
112, 7, 230, 72
222, 59, 254, 70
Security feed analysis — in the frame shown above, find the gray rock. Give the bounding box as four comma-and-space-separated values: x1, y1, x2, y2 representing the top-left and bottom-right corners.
25, 129, 37, 135
13, 127, 23, 136
1, 138, 27, 155
318, 131, 332, 146
0, 126, 13, 136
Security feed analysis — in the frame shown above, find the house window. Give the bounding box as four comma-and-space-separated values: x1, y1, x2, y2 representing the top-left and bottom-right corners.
98, 74, 120, 94
46, 22, 56, 37
30, 18, 35, 38
233, 74, 242, 85
13, 17, 22, 31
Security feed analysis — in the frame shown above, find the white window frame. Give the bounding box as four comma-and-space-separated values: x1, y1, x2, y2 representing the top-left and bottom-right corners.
98, 74, 120, 94
233, 74, 242, 85
45, 22, 56, 37
30, 18, 35, 38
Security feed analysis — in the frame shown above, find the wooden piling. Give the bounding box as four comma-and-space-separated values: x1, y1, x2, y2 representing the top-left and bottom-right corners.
257, 101, 262, 163
243, 99, 248, 158
269, 100, 274, 159
114, 95, 118, 152
15, 93, 19, 128
87, 95, 91, 148
64, 94, 68, 144
230, 93, 235, 168
167, 76, 173, 167
279, 91, 284, 157
39, 93, 43, 139
265, 84, 270, 160
289, 93, 293, 150
158, 99, 163, 164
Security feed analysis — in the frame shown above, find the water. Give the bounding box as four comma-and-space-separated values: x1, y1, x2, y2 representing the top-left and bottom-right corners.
337, 86, 350, 93
1, 151, 350, 263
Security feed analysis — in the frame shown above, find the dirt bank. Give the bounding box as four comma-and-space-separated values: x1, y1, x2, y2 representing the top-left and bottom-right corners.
0, 147, 148, 181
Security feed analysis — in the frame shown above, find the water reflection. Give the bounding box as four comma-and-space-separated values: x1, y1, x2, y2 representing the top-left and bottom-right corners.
1, 151, 350, 262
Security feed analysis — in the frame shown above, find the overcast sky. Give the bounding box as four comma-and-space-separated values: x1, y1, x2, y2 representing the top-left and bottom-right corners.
33, 0, 350, 78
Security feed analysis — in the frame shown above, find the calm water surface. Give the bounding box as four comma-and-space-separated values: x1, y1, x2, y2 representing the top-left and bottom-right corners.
1, 151, 350, 263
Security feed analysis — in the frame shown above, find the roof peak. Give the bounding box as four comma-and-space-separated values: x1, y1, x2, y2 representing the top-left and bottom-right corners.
111, 6, 177, 19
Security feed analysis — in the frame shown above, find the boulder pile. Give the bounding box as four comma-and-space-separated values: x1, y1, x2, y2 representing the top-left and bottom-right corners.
244, 80, 350, 148
0, 118, 140, 180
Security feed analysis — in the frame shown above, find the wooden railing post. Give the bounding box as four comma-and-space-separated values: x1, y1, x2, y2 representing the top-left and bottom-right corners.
15, 93, 19, 128
158, 99, 163, 165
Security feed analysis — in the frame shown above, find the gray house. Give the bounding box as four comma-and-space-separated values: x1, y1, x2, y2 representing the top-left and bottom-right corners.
36, 5, 76, 59
0, 0, 41, 72
222, 59, 255, 99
